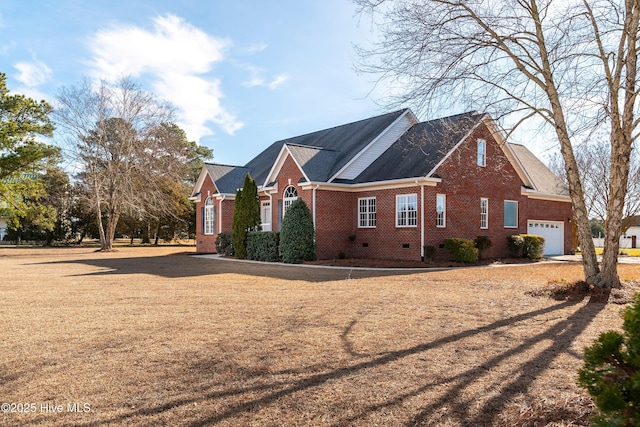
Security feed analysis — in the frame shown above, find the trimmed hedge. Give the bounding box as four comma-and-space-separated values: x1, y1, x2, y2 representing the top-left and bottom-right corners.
215, 232, 234, 256
423, 245, 436, 264
507, 234, 524, 257
522, 234, 545, 259
247, 231, 280, 262
280, 198, 316, 264
474, 235, 493, 259
507, 234, 545, 259
443, 238, 479, 263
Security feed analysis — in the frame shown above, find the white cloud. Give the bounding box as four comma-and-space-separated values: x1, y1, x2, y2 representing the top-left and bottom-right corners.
14, 60, 51, 87
267, 74, 290, 90
241, 43, 268, 55
87, 14, 243, 140
242, 66, 289, 90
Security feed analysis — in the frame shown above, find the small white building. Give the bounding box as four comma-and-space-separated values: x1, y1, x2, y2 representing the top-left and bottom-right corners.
593, 216, 640, 248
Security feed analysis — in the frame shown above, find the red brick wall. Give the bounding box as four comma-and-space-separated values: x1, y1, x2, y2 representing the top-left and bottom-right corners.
424, 124, 572, 258
195, 175, 236, 254
316, 187, 423, 261
315, 190, 355, 259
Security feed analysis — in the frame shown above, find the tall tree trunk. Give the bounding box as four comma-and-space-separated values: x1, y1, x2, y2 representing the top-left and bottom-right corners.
141, 221, 150, 244
95, 200, 107, 251
103, 210, 120, 251
529, 1, 601, 284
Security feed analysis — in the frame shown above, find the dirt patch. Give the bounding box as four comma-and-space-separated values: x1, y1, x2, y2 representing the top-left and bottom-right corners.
1, 246, 639, 426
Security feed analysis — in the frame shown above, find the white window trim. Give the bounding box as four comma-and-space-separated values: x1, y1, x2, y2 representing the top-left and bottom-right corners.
358, 197, 377, 228
480, 198, 488, 229
283, 185, 298, 216
477, 139, 486, 167
261, 200, 271, 231
504, 200, 519, 228
396, 194, 418, 228
436, 194, 446, 228
204, 197, 215, 235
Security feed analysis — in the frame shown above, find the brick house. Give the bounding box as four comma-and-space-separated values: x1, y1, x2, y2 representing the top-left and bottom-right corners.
191, 109, 573, 260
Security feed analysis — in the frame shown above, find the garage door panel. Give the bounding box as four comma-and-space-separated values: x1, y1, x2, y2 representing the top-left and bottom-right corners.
527, 220, 564, 255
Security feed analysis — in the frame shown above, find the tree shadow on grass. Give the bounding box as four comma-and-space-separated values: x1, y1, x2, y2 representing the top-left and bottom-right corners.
28, 252, 435, 282
66, 296, 605, 427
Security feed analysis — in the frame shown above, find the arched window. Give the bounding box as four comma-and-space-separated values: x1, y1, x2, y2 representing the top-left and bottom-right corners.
283, 185, 298, 216
204, 197, 216, 234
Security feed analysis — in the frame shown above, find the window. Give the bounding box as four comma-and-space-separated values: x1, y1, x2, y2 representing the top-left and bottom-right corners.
396, 194, 418, 227
436, 194, 446, 228
358, 197, 376, 228
283, 185, 298, 216
504, 200, 518, 228
261, 201, 271, 231
477, 139, 486, 167
204, 197, 216, 235
480, 198, 488, 229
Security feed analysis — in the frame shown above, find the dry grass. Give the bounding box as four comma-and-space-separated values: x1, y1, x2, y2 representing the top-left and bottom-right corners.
1, 247, 639, 426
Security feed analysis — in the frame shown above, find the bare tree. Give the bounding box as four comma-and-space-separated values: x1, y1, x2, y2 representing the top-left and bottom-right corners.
54, 77, 193, 251
549, 140, 640, 231
355, 0, 640, 288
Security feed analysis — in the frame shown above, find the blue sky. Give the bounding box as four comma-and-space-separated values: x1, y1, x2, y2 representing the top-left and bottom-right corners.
0, 0, 394, 166
0, 0, 555, 166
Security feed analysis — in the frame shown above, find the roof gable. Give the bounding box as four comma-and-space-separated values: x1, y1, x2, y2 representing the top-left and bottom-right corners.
508, 143, 568, 196
191, 163, 249, 197
352, 111, 485, 183
245, 109, 410, 186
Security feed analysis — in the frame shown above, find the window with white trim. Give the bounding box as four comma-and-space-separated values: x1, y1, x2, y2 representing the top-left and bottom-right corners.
358, 197, 376, 228
204, 197, 215, 235
477, 139, 486, 167
261, 201, 271, 231
396, 194, 418, 227
480, 198, 488, 229
436, 194, 446, 228
283, 185, 298, 216
504, 200, 518, 228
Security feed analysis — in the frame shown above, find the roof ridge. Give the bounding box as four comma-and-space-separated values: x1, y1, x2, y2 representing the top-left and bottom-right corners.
205, 162, 247, 168
277, 109, 409, 143
286, 142, 338, 152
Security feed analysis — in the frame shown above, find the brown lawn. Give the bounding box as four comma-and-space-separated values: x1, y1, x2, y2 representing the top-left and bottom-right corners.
1, 246, 639, 426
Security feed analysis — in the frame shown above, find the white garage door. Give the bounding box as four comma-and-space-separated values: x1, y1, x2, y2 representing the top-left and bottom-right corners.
527, 220, 564, 255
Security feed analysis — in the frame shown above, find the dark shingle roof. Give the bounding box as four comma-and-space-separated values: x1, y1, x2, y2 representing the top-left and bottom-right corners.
509, 143, 568, 196
244, 109, 409, 185
204, 163, 250, 194
286, 144, 338, 182
352, 111, 485, 183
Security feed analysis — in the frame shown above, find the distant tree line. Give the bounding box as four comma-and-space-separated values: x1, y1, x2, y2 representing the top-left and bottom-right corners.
0, 73, 212, 247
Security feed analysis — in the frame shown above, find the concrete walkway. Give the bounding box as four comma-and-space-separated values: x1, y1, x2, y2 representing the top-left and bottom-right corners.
547, 254, 640, 264
194, 253, 594, 272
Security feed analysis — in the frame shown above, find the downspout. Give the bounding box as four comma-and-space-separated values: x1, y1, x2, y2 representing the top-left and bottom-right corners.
219, 195, 226, 234
312, 184, 320, 229
268, 192, 273, 231
417, 180, 425, 261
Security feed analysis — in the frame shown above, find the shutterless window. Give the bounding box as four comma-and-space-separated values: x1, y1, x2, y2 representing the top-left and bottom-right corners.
396, 194, 418, 227
436, 194, 446, 228
480, 198, 488, 229
358, 197, 376, 228
283, 185, 298, 216
504, 200, 518, 228
204, 197, 215, 235
477, 139, 486, 167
